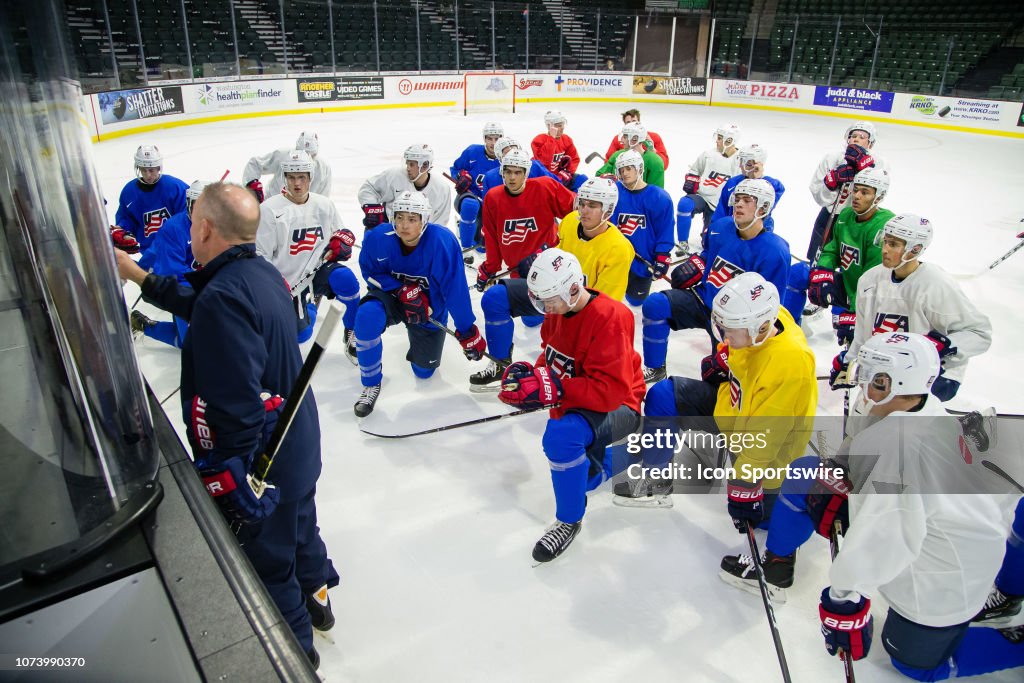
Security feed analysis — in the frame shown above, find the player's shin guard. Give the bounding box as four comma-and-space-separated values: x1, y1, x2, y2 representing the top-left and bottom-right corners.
643, 379, 677, 417
764, 492, 816, 558
996, 499, 1024, 596
676, 195, 695, 243
457, 196, 481, 249
328, 267, 361, 330
411, 363, 435, 379
354, 300, 387, 387
641, 293, 672, 370
522, 314, 544, 328
891, 626, 1024, 681
543, 415, 596, 524
784, 261, 810, 326
481, 285, 515, 360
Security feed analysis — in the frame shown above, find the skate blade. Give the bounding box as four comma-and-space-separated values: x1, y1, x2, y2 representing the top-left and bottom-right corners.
344, 354, 358, 367
314, 628, 336, 645
718, 569, 789, 604
611, 494, 674, 509
468, 384, 501, 394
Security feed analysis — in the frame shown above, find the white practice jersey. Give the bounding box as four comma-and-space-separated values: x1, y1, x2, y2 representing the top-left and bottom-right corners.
256, 192, 343, 286
243, 148, 333, 199
830, 396, 1019, 627
850, 262, 992, 384
687, 149, 741, 209
357, 167, 451, 227
808, 149, 890, 210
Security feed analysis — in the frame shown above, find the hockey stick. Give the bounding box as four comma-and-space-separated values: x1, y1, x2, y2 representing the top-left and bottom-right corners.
812, 182, 850, 267
469, 265, 514, 290
982, 460, 1024, 494
987, 230, 1024, 271
360, 403, 556, 439
427, 317, 502, 364
159, 386, 180, 406
744, 523, 793, 683
585, 151, 605, 164
829, 520, 857, 683
232, 303, 341, 535
945, 409, 1024, 420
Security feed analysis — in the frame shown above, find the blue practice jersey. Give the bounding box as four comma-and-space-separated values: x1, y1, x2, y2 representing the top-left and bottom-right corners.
611, 183, 675, 277
480, 159, 559, 197
115, 175, 188, 252
697, 216, 792, 312
359, 223, 477, 333
450, 144, 500, 199
149, 211, 196, 285
709, 174, 785, 233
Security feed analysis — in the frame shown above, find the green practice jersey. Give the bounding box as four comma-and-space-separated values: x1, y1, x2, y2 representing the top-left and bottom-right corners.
817, 207, 894, 311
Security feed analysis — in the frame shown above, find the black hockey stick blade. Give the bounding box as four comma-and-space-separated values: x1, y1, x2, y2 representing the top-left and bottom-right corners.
585, 151, 605, 164
982, 460, 1024, 494
745, 524, 794, 683
360, 405, 550, 439
427, 317, 502, 364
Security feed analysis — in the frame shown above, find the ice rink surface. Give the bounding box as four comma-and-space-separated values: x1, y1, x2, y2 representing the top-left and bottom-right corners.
95, 99, 1024, 682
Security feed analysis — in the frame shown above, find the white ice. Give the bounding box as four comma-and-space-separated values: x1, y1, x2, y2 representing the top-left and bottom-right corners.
94, 99, 1024, 682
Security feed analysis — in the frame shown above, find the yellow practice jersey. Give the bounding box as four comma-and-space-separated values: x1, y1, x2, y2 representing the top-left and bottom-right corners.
557, 212, 634, 301
714, 307, 817, 487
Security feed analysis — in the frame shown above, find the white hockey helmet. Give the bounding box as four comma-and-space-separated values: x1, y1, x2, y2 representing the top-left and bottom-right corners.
296, 130, 319, 156
737, 143, 767, 171
879, 213, 933, 263
526, 248, 586, 313
500, 148, 532, 174
620, 121, 647, 148
845, 121, 877, 146
185, 180, 210, 215
575, 177, 618, 219
711, 272, 780, 347
280, 149, 315, 174
494, 136, 520, 159
715, 123, 740, 150
852, 332, 939, 409
729, 177, 775, 221
544, 110, 567, 126
615, 149, 645, 181
403, 143, 433, 173
134, 145, 162, 169
852, 167, 890, 214
482, 122, 504, 138
392, 189, 431, 224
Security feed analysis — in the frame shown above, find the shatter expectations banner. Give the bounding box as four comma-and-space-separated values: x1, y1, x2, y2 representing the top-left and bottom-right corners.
632, 75, 707, 97
98, 86, 184, 125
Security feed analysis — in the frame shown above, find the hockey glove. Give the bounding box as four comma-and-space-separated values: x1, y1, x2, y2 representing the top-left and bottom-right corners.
245, 178, 265, 203
683, 173, 700, 195
455, 324, 486, 361
823, 164, 857, 191
808, 268, 838, 307
324, 228, 356, 262
806, 461, 851, 538
516, 245, 548, 279
829, 350, 854, 390
555, 155, 574, 185
931, 373, 961, 402
670, 254, 706, 290
454, 169, 475, 195
833, 310, 856, 347
700, 343, 730, 384
361, 203, 386, 230
925, 329, 957, 359
110, 226, 140, 254
476, 263, 497, 292
819, 588, 873, 661
397, 283, 431, 325
844, 144, 875, 172
726, 479, 765, 532
651, 252, 671, 278
498, 362, 563, 409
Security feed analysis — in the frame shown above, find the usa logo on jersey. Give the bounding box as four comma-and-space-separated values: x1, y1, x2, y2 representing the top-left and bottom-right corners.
544, 345, 577, 378
872, 313, 909, 335
290, 226, 325, 255
707, 256, 744, 288
729, 376, 742, 409
840, 243, 860, 270
616, 213, 646, 236
702, 171, 731, 189
143, 207, 171, 237
502, 217, 538, 244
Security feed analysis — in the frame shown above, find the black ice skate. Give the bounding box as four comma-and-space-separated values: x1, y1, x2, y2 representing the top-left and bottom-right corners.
532, 520, 582, 563
999, 624, 1023, 644
612, 475, 674, 508
306, 646, 320, 670
130, 310, 157, 340
643, 366, 667, 385
343, 328, 358, 365
719, 549, 795, 603
973, 586, 1023, 625
469, 354, 511, 393
306, 585, 336, 632
957, 409, 995, 454
673, 241, 690, 258
354, 384, 381, 417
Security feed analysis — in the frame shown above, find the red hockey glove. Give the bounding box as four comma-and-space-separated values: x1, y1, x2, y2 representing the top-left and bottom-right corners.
361, 203, 386, 230
498, 362, 563, 409
700, 343, 730, 384
455, 324, 486, 361
683, 173, 700, 195
245, 178, 265, 203
397, 283, 431, 325
844, 144, 875, 172
834, 311, 856, 347
455, 169, 474, 195
555, 155, 573, 184
323, 228, 356, 262
726, 478, 765, 532
925, 329, 957, 359
476, 262, 497, 292
670, 254, 706, 290
829, 350, 854, 390
820, 589, 873, 661
806, 461, 851, 538
651, 252, 671, 278
824, 165, 857, 191
110, 226, 140, 254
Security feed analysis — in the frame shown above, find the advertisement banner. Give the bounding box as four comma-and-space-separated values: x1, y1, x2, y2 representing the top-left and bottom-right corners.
717, 80, 807, 106
296, 76, 385, 102
97, 86, 184, 125
192, 80, 293, 112
552, 75, 625, 95
813, 85, 894, 113
390, 76, 464, 100
515, 76, 545, 92
632, 75, 707, 97
1019, 102, 1024, 128
904, 94, 1005, 125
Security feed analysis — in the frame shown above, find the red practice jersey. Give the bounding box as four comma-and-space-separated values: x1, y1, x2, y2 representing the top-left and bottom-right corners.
537, 290, 646, 420
531, 133, 580, 173
481, 177, 575, 274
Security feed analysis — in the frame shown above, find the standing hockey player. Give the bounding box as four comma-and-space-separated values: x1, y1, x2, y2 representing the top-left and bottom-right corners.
633, 272, 816, 523
256, 151, 360, 354
641, 178, 792, 383
471, 149, 576, 391
243, 130, 332, 202
353, 191, 484, 417
111, 144, 188, 266
812, 337, 1022, 680
595, 121, 666, 188
831, 214, 992, 401
708, 144, 784, 233
806, 121, 889, 261
674, 123, 742, 256
531, 110, 587, 191
450, 122, 503, 252
358, 144, 450, 231
498, 248, 645, 562
479, 136, 559, 198
604, 108, 669, 169
609, 150, 674, 306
